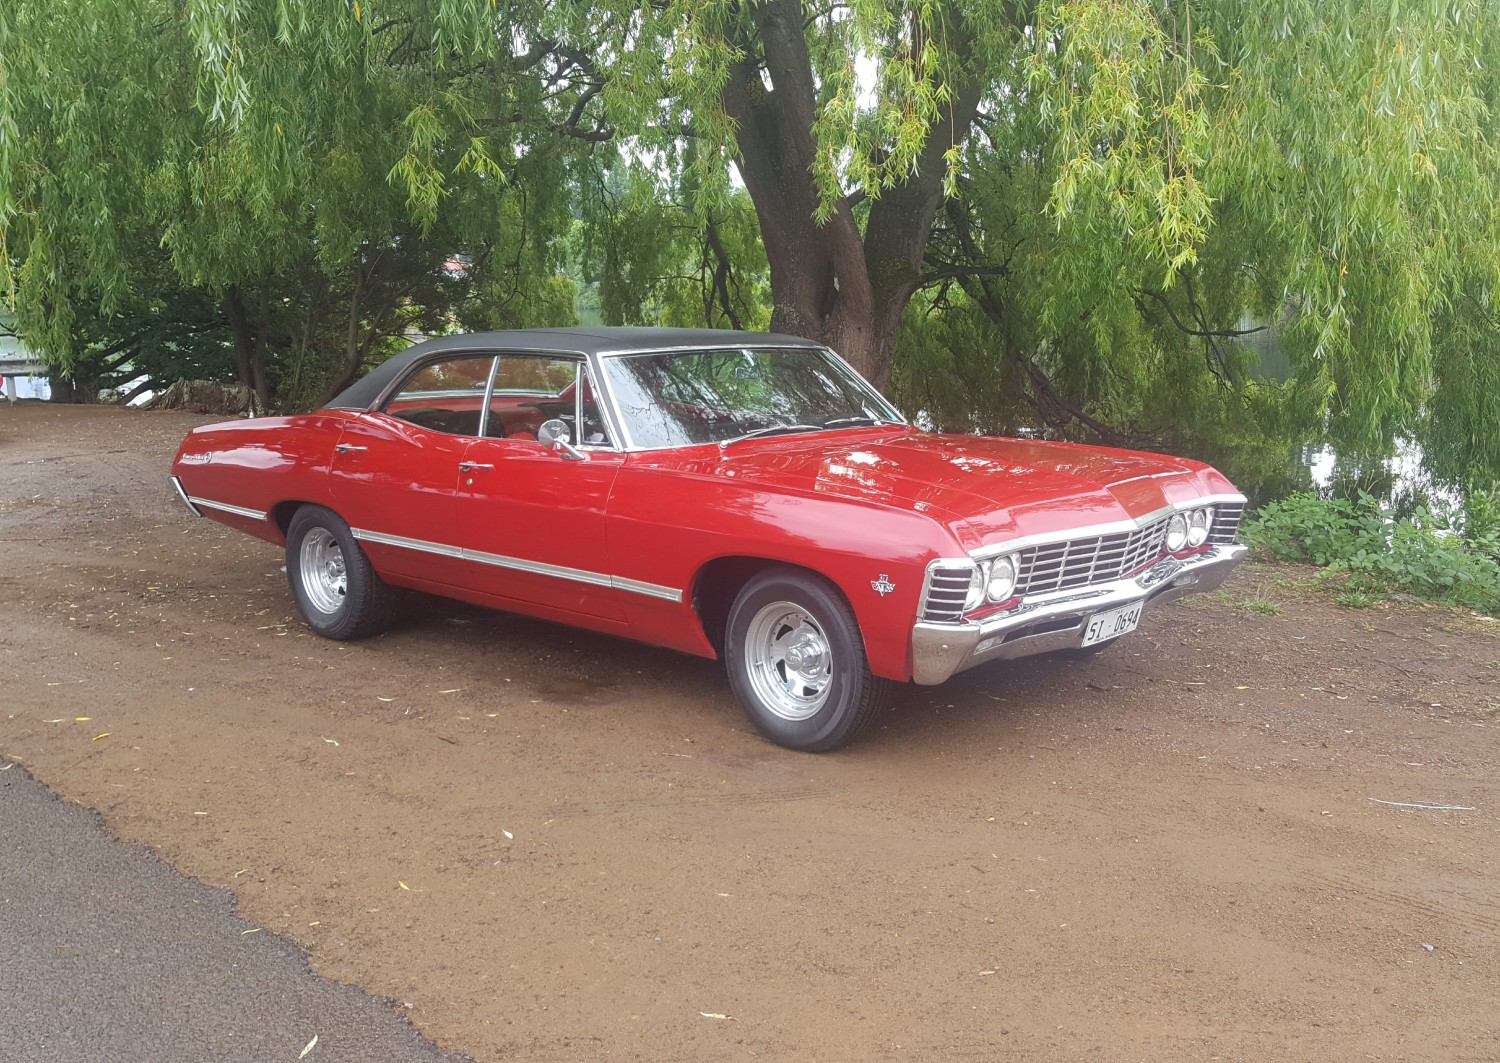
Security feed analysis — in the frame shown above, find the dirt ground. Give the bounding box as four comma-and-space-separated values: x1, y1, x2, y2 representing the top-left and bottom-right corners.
2, 402, 1498, 1063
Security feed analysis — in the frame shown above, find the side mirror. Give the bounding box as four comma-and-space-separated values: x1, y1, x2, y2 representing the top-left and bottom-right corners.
538, 418, 585, 461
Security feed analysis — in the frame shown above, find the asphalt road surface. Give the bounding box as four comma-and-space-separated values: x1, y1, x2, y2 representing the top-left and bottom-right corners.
0, 763, 471, 1063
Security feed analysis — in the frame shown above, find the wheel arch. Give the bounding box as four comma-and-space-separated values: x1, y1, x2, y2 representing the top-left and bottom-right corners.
693, 556, 863, 658
270, 499, 321, 541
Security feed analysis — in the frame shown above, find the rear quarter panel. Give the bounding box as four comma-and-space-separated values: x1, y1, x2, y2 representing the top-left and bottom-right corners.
171, 414, 353, 544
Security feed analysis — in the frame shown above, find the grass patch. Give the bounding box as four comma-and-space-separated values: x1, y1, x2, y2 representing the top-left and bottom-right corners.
1183, 562, 1302, 615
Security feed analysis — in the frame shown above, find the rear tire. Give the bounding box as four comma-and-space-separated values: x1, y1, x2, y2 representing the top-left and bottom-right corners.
286, 505, 397, 640
724, 568, 892, 752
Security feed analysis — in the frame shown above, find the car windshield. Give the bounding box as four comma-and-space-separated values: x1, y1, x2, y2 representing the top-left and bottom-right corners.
600, 346, 905, 449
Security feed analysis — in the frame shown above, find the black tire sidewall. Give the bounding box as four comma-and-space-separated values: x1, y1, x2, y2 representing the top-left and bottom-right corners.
724, 570, 872, 753
286, 505, 368, 640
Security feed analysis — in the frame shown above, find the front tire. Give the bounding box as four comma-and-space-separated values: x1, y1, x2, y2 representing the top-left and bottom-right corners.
286, 505, 397, 640
724, 568, 892, 752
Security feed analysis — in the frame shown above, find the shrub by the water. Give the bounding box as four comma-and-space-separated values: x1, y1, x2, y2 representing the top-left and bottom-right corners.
1243, 491, 1500, 615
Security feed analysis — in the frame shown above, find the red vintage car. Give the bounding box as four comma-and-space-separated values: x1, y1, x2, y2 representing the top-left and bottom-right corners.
171, 327, 1247, 751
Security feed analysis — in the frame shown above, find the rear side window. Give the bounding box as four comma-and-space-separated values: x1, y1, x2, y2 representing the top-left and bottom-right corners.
383, 356, 496, 436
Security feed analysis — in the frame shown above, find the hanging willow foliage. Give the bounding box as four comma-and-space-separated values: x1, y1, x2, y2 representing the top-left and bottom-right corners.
3, 0, 1499, 484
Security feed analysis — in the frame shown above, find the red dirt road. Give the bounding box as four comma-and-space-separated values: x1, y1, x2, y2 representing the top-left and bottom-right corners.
3, 403, 1498, 1061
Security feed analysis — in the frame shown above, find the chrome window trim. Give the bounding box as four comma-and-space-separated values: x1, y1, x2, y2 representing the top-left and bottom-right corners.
594, 343, 907, 453
362, 341, 903, 456
476, 355, 499, 439
367, 348, 626, 452
185, 495, 268, 522
350, 527, 683, 603
966, 493, 1247, 561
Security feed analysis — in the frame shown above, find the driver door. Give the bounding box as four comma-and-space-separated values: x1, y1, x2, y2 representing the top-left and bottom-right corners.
453, 354, 626, 623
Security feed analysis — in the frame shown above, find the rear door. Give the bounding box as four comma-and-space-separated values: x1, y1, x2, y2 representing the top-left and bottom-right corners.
328, 353, 495, 588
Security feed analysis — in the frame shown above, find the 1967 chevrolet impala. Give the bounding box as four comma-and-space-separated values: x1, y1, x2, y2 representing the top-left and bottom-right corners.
171, 327, 1247, 751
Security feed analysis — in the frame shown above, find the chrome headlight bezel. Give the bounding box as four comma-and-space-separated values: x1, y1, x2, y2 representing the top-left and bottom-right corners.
963, 565, 987, 612
1165, 512, 1189, 552
985, 554, 1018, 602
1187, 506, 1213, 547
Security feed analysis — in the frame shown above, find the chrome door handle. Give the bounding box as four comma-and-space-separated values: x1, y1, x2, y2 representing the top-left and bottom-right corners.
335, 443, 367, 453
458, 461, 494, 472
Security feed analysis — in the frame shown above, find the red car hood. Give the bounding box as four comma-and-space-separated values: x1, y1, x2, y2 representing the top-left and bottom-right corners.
638, 428, 1239, 552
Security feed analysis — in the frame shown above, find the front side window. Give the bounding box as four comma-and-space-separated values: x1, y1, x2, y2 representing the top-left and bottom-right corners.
486, 355, 612, 446
600, 347, 903, 449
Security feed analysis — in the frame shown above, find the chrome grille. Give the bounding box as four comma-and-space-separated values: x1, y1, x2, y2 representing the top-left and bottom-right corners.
921, 565, 974, 622
1015, 519, 1171, 596
1209, 503, 1245, 545
921, 500, 1245, 621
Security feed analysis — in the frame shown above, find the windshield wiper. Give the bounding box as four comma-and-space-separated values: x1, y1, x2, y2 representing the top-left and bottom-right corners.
821, 415, 902, 429
718, 423, 825, 448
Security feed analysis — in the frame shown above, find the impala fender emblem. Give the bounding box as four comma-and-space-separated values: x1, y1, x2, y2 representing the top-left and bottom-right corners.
871, 574, 896, 597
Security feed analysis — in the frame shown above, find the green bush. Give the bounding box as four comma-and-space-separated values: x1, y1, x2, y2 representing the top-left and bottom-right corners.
1243, 491, 1500, 615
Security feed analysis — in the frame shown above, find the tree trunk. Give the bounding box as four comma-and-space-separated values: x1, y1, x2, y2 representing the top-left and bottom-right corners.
719, 0, 982, 391
223, 285, 269, 412
321, 252, 369, 404
49, 374, 77, 403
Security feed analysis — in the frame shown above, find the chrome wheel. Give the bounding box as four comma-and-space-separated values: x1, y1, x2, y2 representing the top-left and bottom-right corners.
744, 601, 833, 721
298, 527, 347, 616
286, 505, 396, 641
725, 568, 893, 752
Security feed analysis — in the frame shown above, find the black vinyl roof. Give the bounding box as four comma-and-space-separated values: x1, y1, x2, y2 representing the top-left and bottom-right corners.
326, 326, 820, 411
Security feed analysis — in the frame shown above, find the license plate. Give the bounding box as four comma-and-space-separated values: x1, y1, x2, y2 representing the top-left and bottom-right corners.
1082, 602, 1143, 646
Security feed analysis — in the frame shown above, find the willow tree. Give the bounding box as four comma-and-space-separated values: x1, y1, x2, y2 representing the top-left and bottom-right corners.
0, 0, 585, 406
6, 1, 1500, 482
590, 0, 1500, 470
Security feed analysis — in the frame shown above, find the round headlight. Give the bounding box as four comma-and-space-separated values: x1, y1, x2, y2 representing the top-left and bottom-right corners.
1165, 512, 1189, 552
1187, 507, 1212, 547
963, 565, 987, 612
986, 555, 1018, 602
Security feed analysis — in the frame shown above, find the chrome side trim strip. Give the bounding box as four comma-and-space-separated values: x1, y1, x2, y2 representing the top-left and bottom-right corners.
611, 576, 684, 603
170, 476, 202, 518
188, 495, 268, 521
351, 528, 464, 559
464, 546, 615, 589
966, 493, 1248, 561
350, 527, 683, 603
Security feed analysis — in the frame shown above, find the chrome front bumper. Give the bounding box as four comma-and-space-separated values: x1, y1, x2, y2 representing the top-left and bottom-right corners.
909, 544, 1248, 685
